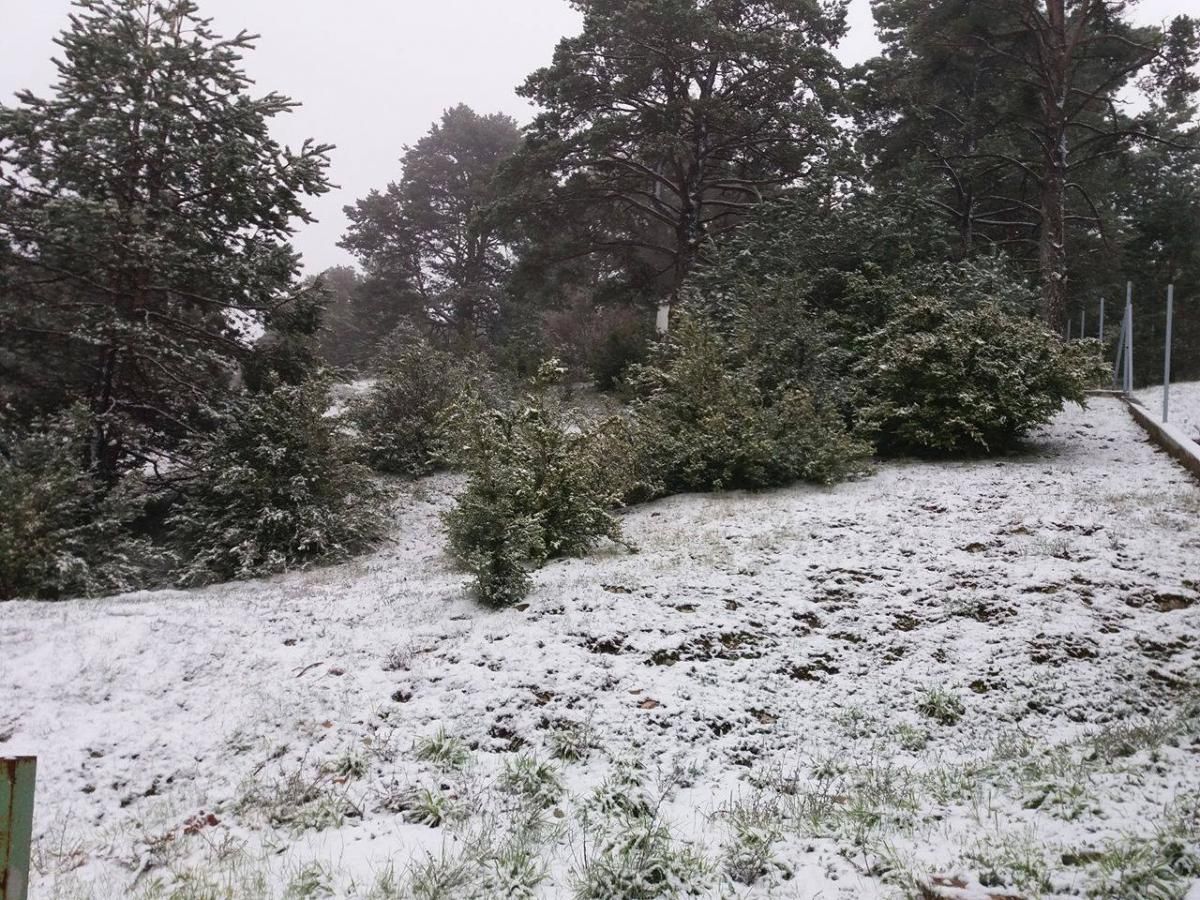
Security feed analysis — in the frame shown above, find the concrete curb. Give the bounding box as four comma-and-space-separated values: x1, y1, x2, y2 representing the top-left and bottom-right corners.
1123, 395, 1200, 482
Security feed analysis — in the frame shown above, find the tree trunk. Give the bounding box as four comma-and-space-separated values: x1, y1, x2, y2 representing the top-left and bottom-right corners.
655, 299, 671, 335
1039, 152, 1068, 334
955, 188, 975, 261
89, 344, 121, 483
1035, 0, 1070, 335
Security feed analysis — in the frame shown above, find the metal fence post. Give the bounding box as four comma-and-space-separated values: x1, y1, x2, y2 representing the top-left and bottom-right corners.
1124, 282, 1134, 394
1, 756, 36, 900
1099, 297, 1105, 343
1080, 307, 1086, 339
1112, 309, 1126, 388
1164, 284, 1174, 423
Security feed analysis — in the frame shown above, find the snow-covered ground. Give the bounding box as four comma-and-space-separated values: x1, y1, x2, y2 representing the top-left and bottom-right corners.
1137, 379, 1200, 443
2, 397, 1199, 899
327, 378, 378, 418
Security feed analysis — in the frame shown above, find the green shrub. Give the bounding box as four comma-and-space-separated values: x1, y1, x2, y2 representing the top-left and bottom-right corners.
443, 362, 631, 606
688, 188, 1036, 387
628, 317, 871, 498
686, 187, 949, 336
351, 328, 477, 476
0, 406, 153, 600
586, 306, 651, 392
857, 298, 1105, 455
169, 379, 388, 585
491, 318, 552, 382
574, 819, 711, 899
575, 761, 711, 898
543, 299, 651, 391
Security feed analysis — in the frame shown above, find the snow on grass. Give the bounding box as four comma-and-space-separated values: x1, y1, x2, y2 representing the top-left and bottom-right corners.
1137, 379, 1200, 444
2, 398, 1199, 898
327, 378, 378, 418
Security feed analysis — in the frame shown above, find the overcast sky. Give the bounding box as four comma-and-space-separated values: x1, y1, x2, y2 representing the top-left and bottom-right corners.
0, 0, 1186, 272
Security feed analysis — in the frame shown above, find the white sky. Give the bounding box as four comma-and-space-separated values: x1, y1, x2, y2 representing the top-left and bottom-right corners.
0, 0, 1188, 272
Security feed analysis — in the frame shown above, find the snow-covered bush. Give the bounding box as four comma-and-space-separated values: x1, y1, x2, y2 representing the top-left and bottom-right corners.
0, 406, 153, 600
443, 362, 631, 606
169, 379, 388, 585
351, 328, 477, 477
574, 818, 711, 899
688, 189, 1038, 391
857, 298, 1105, 455
628, 317, 871, 498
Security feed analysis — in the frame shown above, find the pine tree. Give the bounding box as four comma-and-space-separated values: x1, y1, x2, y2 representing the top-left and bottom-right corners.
510, 0, 848, 333
169, 378, 388, 585
342, 105, 522, 338
858, 0, 1200, 332
0, 0, 332, 479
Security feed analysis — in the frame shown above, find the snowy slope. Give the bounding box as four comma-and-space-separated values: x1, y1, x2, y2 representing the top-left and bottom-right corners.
2, 397, 1199, 899
327, 379, 378, 418
1137, 379, 1200, 444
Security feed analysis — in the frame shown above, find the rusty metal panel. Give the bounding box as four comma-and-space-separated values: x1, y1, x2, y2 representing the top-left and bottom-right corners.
1, 756, 36, 900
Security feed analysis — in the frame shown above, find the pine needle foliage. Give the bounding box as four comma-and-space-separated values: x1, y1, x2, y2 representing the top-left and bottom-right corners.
169, 379, 388, 585
444, 362, 631, 606
350, 328, 478, 477
857, 298, 1106, 455
0, 406, 155, 600
628, 316, 872, 498
0, 0, 332, 479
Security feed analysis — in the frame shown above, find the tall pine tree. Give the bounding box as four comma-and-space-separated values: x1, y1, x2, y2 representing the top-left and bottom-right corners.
510, 0, 849, 333
858, 0, 1199, 331
0, 0, 331, 478
342, 105, 522, 338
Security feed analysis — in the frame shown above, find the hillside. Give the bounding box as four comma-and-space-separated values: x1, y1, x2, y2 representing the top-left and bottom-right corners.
2, 395, 1199, 899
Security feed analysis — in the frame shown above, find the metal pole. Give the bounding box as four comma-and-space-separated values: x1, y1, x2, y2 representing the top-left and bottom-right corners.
1081, 307, 1086, 339
1099, 297, 1105, 343
1, 756, 36, 900
1112, 311, 1126, 388
1124, 282, 1134, 394
1164, 284, 1174, 422
1067, 318, 1072, 340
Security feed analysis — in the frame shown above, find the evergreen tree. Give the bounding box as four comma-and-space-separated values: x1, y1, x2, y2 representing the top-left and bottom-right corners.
0, 405, 157, 600
0, 0, 332, 478
169, 378, 388, 585
311, 265, 376, 371
241, 286, 327, 392
1116, 105, 1200, 383
510, 0, 849, 333
342, 104, 522, 338
854, 0, 1021, 261
858, 0, 1199, 332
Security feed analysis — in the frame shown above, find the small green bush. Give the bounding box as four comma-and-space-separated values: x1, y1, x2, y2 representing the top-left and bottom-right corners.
542, 299, 651, 392
574, 819, 711, 899
857, 298, 1105, 455
0, 406, 153, 600
587, 306, 651, 392
169, 379, 388, 585
351, 327, 480, 477
628, 317, 871, 498
916, 686, 965, 726
443, 362, 631, 606
575, 762, 711, 898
